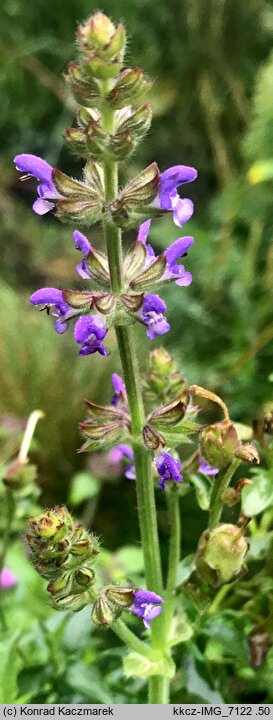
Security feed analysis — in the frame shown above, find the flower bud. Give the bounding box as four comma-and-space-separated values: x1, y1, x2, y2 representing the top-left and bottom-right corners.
196, 524, 249, 588
200, 420, 240, 469
150, 348, 176, 376
47, 572, 72, 597
105, 586, 135, 609
50, 592, 90, 612
75, 568, 95, 588
78, 14, 125, 60
107, 68, 152, 108
235, 443, 260, 464
66, 62, 101, 108
91, 595, 116, 626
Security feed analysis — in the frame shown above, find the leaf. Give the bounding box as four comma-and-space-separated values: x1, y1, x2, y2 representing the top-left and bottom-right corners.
189, 472, 211, 510
177, 554, 196, 586
182, 653, 224, 703
66, 662, 113, 703
241, 468, 273, 516
69, 471, 100, 506
123, 650, 175, 680
0, 631, 21, 702
115, 545, 144, 575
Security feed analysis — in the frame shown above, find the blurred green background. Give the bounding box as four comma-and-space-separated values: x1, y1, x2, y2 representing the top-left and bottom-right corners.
1, 0, 273, 543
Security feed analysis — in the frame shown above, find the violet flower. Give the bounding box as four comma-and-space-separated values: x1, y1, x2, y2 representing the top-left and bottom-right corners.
30, 288, 70, 334
137, 221, 194, 286
111, 373, 127, 406
131, 590, 164, 630
108, 444, 135, 479
14, 154, 62, 215
74, 315, 109, 356
0, 567, 17, 589
155, 452, 184, 491
30, 288, 109, 356
151, 164, 197, 227
198, 455, 218, 477
138, 294, 170, 340
73, 230, 92, 280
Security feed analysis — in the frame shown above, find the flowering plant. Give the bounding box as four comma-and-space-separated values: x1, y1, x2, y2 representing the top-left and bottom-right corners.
7, 12, 271, 704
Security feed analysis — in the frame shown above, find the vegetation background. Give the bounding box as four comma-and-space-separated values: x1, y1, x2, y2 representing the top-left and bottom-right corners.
1, 0, 273, 704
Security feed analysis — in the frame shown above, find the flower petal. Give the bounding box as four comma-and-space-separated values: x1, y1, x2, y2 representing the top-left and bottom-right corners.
137, 219, 151, 244
73, 230, 92, 257
74, 315, 106, 343
14, 154, 53, 184
165, 236, 194, 266
32, 198, 54, 215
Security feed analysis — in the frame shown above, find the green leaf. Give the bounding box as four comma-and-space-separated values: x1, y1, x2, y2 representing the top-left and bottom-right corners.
177, 554, 196, 586
66, 662, 113, 703
0, 631, 21, 702
189, 473, 211, 510
69, 471, 100, 506
241, 469, 273, 516
123, 650, 175, 680
182, 653, 224, 703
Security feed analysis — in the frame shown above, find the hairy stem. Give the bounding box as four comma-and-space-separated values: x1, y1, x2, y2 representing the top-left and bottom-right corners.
101, 101, 165, 702
162, 487, 181, 643
148, 675, 170, 703
208, 458, 241, 530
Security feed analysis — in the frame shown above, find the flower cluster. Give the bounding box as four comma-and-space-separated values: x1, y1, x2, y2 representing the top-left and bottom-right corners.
25, 506, 100, 611
91, 586, 164, 629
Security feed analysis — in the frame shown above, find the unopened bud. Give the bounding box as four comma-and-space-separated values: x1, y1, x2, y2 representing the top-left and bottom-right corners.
200, 420, 240, 469
235, 443, 260, 464
105, 586, 135, 609
91, 595, 116, 626
75, 568, 95, 588
196, 524, 249, 588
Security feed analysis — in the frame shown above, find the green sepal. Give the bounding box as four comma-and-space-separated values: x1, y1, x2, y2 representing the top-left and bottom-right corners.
130, 255, 167, 291
148, 395, 188, 429
120, 293, 144, 312
123, 241, 147, 281
142, 424, 166, 450
62, 290, 94, 310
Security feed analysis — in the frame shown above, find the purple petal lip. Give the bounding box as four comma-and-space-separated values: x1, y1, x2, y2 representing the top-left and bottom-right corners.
143, 604, 163, 629
32, 198, 55, 215
74, 315, 106, 343
14, 154, 53, 185
134, 590, 163, 605
73, 230, 92, 257
0, 567, 17, 589
30, 288, 65, 306
143, 294, 166, 315
112, 373, 126, 396
160, 165, 197, 191
165, 236, 194, 265
198, 456, 218, 476
137, 219, 151, 245
79, 340, 109, 357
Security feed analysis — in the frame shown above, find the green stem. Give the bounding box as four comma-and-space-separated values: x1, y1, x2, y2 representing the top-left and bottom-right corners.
0, 489, 16, 629
208, 458, 241, 530
112, 617, 155, 660
148, 675, 170, 704
162, 488, 181, 643
101, 102, 165, 702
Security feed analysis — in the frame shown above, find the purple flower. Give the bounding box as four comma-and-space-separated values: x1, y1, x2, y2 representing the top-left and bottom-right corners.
30, 287, 70, 334
14, 154, 62, 215
131, 590, 164, 630
108, 444, 135, 479
74, 315, 109, 356
155, 452, 184, 491
0, 567, 17, 590
111, 374, 126, 406
151, 165, 197, 227
198, 455, 218, 477
73, 230, 93, 280
137, 222, 194, 287
138, 294, 170, 340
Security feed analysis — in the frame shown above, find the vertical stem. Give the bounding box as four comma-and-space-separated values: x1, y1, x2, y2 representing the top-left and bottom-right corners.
101, 104, 165, 702
162, 488, 181, 643
208, 458, 241, 530
148, 675, 170, 704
